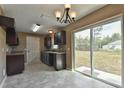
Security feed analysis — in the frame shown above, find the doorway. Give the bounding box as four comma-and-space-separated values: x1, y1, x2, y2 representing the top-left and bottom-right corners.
26, 36, 40, 64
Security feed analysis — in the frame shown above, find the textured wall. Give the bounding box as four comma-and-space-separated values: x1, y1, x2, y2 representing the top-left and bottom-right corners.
15, 32, 27, 51
11, 32, 45, 52
0, 6, 6, 85
63, 4, 124, 69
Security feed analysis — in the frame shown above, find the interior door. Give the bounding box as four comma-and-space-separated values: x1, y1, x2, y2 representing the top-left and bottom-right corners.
34, 37, 40, 61
26, 36, 32, 63
26, 36, 40, 63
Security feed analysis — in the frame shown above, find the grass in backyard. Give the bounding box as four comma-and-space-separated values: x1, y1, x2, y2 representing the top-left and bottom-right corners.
75, 50, 121, 75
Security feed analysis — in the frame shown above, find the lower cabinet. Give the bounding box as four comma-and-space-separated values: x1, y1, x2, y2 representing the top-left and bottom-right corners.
41, 52, 53, 66
6, 54, 25, 76
41, 52, 66, 70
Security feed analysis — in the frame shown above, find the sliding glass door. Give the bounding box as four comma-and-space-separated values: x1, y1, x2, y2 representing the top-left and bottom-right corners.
92, 20, 122, 85
74, 29, 91, 75
73, 16, 122, 86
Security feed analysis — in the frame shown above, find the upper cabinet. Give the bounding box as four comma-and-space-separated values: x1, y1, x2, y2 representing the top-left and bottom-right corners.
0, 15, 19, 46
44, 30, 66, 49
6, 27, 19, 46
44, 35, 52, 49
0, 16, 14, 28
54, 31, 66, 45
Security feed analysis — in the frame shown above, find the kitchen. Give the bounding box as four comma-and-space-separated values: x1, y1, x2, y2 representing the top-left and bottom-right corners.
6, 21, 67, 76
0, 12, 67, 77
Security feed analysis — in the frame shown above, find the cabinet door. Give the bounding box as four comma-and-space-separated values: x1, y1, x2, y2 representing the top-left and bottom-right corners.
54, 31, 66, 45
6, 55, 24, 76
0, 16, 14, 28
54, 33, 58, 44
44, 36, 52, 49
54, 32, 61, 44
57, 32, 62, 44
6, 27, 18, 46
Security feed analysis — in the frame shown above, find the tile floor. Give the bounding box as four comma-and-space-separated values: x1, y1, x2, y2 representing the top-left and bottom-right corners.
3, 60, 115, 88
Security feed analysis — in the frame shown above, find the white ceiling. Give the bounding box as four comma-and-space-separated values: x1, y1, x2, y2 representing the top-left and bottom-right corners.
2, 4, 106, 34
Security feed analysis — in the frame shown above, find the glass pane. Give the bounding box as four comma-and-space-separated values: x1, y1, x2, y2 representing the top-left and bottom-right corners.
92, 20, 122, 85
74, 29, 91, 75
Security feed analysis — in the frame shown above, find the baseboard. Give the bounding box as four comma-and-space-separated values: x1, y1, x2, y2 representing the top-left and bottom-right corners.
0, 76, 7, 88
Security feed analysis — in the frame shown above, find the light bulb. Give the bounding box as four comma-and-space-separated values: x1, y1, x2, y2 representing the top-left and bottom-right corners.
65, 4, 71, 9
70, 11, 76, 18
55, 11, 61, 18
48, 30, 53, 34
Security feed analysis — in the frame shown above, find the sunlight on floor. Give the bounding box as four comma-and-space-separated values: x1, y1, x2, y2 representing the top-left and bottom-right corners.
76, 66, 121, 86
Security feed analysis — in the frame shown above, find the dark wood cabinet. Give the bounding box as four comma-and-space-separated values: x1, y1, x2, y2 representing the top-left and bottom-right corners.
6, 54, 25, 76
41, 52, 53, 66
6, 27, 19, 46
0, 16, 14, 28
54, 31, 66, 45
41, 51, 66, 70
44, 35, 52, 49
0, 16, 18, 46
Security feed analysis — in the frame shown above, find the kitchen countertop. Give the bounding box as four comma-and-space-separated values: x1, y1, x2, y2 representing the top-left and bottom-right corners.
7, 51, 25, 56
44, 51, 66, 54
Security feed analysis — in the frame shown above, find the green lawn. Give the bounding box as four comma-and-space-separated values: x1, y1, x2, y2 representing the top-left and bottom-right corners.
75, 50, 121, 75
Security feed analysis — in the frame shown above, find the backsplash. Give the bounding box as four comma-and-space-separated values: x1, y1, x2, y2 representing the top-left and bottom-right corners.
7, 45, 18, 53
46, 44, 66, 52
58, 44, 66, 52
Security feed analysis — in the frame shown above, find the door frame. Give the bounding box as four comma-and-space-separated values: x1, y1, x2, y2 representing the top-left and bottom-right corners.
71, 14, 124, 87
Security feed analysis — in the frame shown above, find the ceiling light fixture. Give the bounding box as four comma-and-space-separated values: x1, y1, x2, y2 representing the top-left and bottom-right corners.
55, 4, 76, 24
32, 24, 40, 32
48, 30, 53, 34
